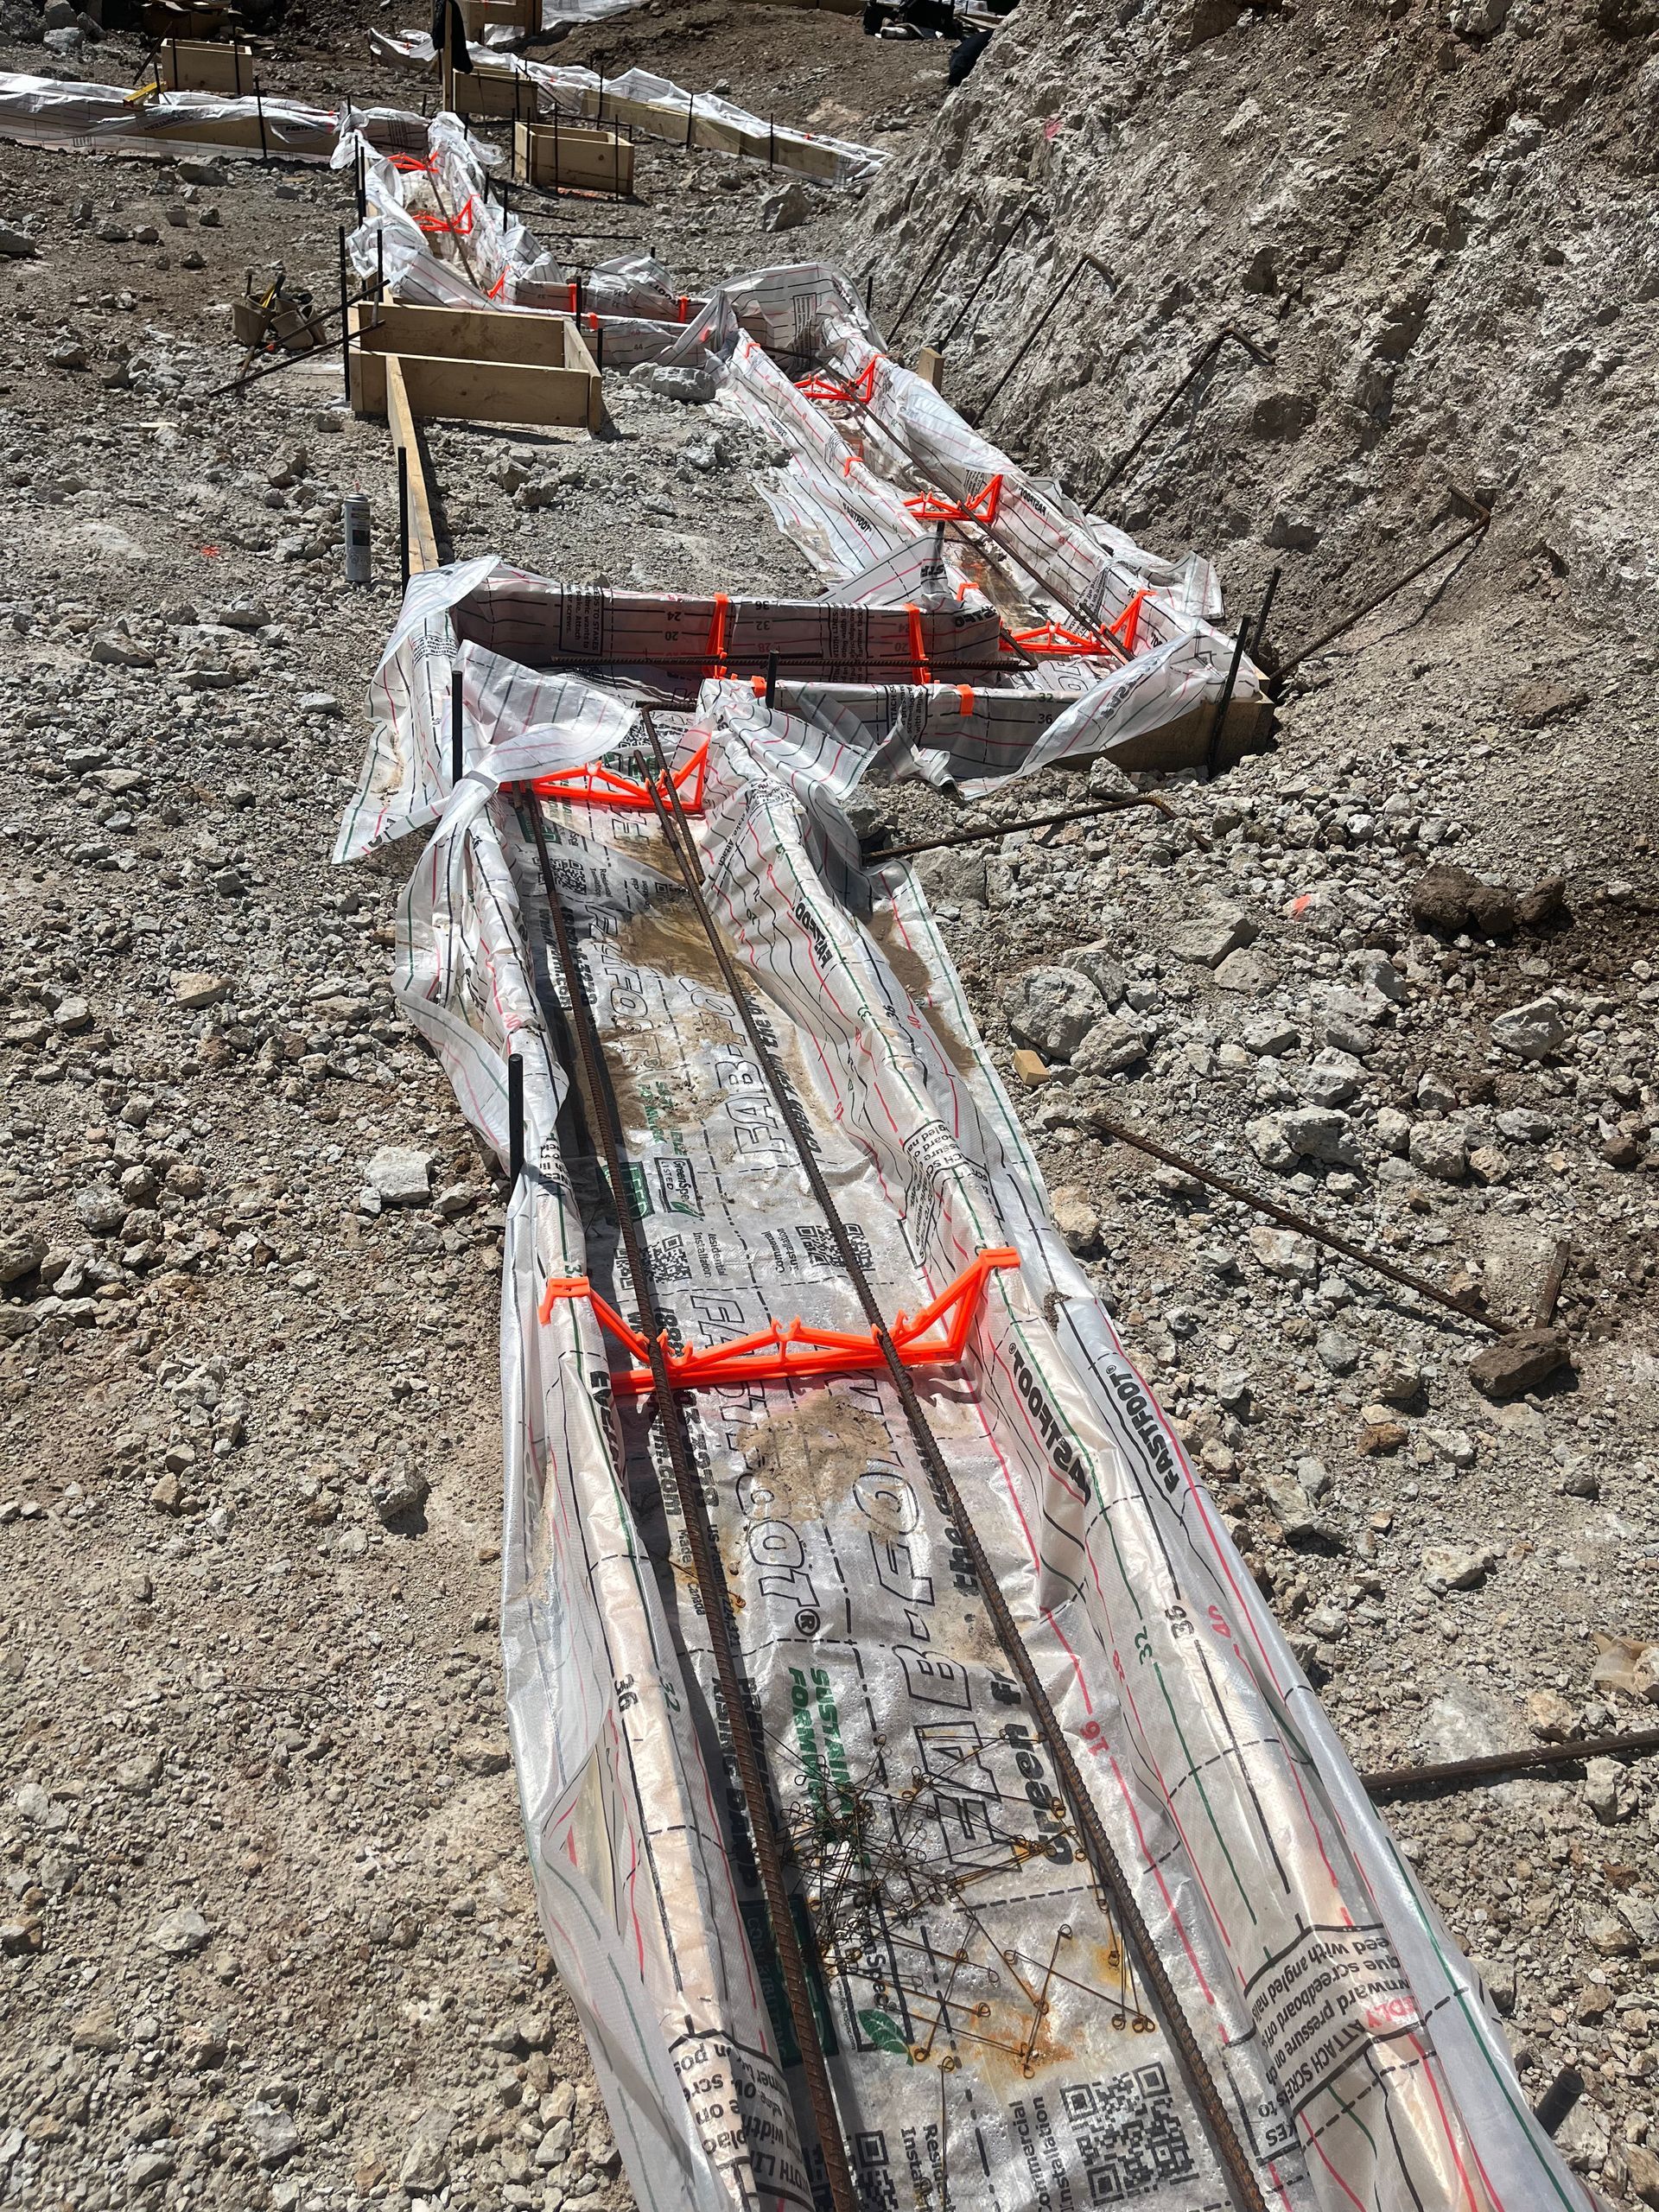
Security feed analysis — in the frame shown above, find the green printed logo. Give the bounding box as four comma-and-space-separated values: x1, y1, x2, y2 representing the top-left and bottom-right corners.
857, 2010, 912, 2061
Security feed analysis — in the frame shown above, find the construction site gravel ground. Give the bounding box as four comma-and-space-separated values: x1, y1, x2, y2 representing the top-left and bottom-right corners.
0, 1, 1656, 2209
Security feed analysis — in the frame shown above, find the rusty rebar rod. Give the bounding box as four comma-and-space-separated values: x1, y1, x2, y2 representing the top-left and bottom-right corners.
1090, 1116, 1498, 1330
1360, 1727, 1659, 1802
934, 200, 1039, 350
862, 791, 1167, 864
1095, 324, 1273, 497
968, 252, 1116, 430
521, 790, 861, 2212
887, 198, 974, 340
1281, 503, 1492, 674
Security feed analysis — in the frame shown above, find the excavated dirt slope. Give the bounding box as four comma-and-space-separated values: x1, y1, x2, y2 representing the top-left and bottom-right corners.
849, 3, 1659, 2202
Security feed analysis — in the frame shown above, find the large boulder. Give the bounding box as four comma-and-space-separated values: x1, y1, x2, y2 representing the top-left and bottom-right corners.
1409, 864, 1516, 938
1001, 967, 1105, 1060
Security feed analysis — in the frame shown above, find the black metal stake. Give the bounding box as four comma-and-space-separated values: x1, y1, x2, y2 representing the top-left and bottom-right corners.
768, 114, 775, 168
375, 224, 385, 302
506, 1051, 524, 1186
764, 649, 778, 709
889, 197, 971, 341
862, 792, 1162, 865
1201, 618, 1251, 786
397, 448, 410, 588
337, 227, 350, 404
1533, 2070, 1584, 2141
936, 200, 1037, 352
451, 670, 464, 787
685, 90, 696, 149
1093, 324, 1274, 498
1281, 505, 1492, 676
969, 251, 1114, 430
254, 77, 270, 165
1249, 563, 1282, 671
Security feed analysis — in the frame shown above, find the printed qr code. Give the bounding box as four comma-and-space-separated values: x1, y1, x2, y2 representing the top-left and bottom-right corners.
849, 2131, 897, 2212
547, 855, 587, 893
1060, 2063, 1195, 2204
797, 1222, 874, 1272
651, 1235, 692, 1285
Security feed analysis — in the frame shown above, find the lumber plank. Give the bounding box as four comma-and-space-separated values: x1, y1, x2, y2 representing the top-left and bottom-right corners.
562, 317, 604, 433
156, 36, 252, 92
386, 358, 442, 575
353, 300, 576, 371
394, 353, 594, 429
573, 88, 849, 181
512, 118, 633, 195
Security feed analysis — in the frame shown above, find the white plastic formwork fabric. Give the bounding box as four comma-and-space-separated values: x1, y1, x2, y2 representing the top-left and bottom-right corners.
709, 317, 1268, 784
520, 58, 886, 186
537, 0, 650, 22
437, 567, 1002, 688
397, 761, 798, 2212
718, 330, 952, 585
340, 111, 545, 308
354, 38, 885, 187
342, 594, 1592, 2212
0, 70, 344, 160
336, 560, 1007, 860
335, 560, 638, 861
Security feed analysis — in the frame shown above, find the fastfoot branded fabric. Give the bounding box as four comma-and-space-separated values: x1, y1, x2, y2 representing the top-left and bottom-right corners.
339, 573, 1591, 2212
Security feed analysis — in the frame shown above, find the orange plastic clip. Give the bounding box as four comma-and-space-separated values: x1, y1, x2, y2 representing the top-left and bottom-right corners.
704, 592, 731, 680
1003, 589, 1147, 664
904, 474, 1004, 529
905, 603, 931, 683
538, 1248, 1020, 1395
531, 740, 709, 817
794, 359, 881, 408
414, 194, 475, 238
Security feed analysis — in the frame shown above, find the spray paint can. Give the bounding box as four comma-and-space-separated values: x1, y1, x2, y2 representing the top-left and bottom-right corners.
341, 493, 372, 585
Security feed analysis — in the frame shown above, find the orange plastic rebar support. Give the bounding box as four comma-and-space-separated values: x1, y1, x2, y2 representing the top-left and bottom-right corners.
537, 1247, 1020, 1395
1003, 588, 1148, 663
414, 194, 476, 238
531, 740, 709, 817
904, 474, 1004, 529
794, 359, 881, 408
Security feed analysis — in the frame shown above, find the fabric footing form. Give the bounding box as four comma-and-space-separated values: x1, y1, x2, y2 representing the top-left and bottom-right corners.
367, 35, 885, 186
334, 213, 1263, 779
336, 545, 1587, 2212
0, 72, 432, 162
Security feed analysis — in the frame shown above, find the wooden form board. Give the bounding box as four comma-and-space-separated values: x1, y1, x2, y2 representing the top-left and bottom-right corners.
460, 0, 535, 31
156, 37, 253, 94
512, 117, 633, 195
567, 86, 850, 183
349, 302, 601, 432
449, 65, 529, 118
387, 358, 442, 575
